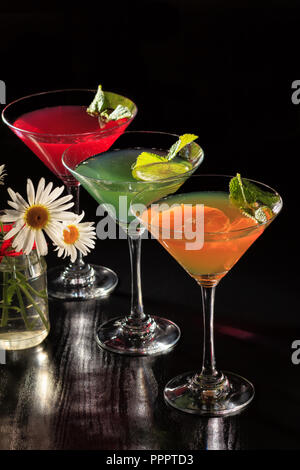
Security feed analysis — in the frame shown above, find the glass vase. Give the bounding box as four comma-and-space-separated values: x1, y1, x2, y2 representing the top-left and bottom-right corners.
0, 244, 50, 350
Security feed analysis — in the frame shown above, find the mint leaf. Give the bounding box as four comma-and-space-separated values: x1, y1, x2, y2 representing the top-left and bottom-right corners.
242, 179, 280, 207
229, 173, 256, 206
87, 85, 106, 116
101, 104, 132, 122
87, 85, 132, 121
254, 207, 268, 224
166, 134, 198, 161
229, 173, 280, 223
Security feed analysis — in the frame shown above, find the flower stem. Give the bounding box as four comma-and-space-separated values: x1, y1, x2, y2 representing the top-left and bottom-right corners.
16, 272, 47, 298
18, 284, 49, 332
1, 272, 9, 327
15, 285, 33, 330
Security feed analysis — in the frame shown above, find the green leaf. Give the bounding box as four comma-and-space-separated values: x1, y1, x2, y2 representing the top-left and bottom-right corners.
229, 173, 256, 206
229, 173, 280, 223
101, 104, 132, 122
7, 281, 17, 304
166, 134, 198, 161
87, 85, 132, 121
87, 85, 106, 116
242, 179, 280, 207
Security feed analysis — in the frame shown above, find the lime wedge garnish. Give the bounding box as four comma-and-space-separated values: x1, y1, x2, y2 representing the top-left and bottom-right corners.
132, 161, 192, 181
131, 134, 198, 181
132, 152, 167, 169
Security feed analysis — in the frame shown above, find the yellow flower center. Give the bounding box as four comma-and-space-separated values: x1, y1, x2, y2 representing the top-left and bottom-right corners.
24, 205, 50, 229
63, 225, 79, 245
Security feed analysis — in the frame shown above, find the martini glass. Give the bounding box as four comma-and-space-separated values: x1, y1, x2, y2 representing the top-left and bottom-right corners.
2, 89, 137, 300
62, 131, 204, 355
133, 174, 282, 414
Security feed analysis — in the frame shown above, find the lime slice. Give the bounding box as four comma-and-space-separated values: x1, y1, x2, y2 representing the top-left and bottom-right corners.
132, 161, 193, 181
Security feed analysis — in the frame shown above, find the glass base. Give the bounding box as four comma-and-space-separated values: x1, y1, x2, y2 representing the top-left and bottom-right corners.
47, 263, 118, 300
96, 315, 181, 356
164, 370, 254, 417
0, 328, 49, 350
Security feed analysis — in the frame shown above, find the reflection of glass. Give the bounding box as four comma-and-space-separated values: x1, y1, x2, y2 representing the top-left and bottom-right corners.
0, 344, 56, 449
2, 89, 137, 300
162, 415, 242, 450
63, 132, 204, 356
102, 355, 160, 449
134, 175, 282, 415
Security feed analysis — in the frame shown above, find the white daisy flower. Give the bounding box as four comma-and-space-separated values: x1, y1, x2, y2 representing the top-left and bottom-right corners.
0, 164, 6, 185
54, 212, 96, 263
1, 178, 76, 256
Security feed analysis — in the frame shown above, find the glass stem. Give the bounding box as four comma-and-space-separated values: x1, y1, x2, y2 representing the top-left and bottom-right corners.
66, 185, 85, 269
200, 285, 219, 378
127, 234, 146, 325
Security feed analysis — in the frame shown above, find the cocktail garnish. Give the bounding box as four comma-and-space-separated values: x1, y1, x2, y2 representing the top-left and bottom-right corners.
229, 173, 279, 223
132, 160, 193, 181
131, 134, 198, 181
166, 134, 198, 161
87, 85, 132, 121
87, 85, 105, 116
100, 105, 132, 122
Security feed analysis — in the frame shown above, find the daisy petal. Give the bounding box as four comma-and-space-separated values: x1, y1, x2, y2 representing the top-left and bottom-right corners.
35, 230, 48, 256
35, 178, 46, 204
3, 220, 24, 240
47, 194, 73, 209
1, 213, 21, 223
75, 211, 85, 223
47, 185, 65, 204
70, 245, 77, 263
7, 187, 18, 201
23, 229, 35, 255
7, 200, 21, 210
27, 179, 35, 205
39, 182, 53, 204
50, 202, 75, 213
11, 225, 28, 251
15, 192, 29, 209
51, 211, 78, 221
44, 223, 65, 246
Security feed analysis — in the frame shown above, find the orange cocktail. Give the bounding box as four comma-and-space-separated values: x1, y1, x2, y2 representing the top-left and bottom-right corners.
142, 191, 266, 286
134, 174, 282, 416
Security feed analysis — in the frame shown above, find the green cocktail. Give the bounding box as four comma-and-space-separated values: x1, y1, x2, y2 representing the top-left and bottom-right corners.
75, 148, 193, 227
62, 131, 204, 356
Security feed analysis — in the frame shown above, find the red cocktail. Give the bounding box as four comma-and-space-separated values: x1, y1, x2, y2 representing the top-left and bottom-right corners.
2, 89, 137, 300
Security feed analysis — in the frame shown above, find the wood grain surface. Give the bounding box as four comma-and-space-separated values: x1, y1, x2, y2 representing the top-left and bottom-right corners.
0, 293, 245, 450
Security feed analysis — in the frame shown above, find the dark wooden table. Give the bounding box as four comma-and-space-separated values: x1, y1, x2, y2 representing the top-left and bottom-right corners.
0, 236, 298, 450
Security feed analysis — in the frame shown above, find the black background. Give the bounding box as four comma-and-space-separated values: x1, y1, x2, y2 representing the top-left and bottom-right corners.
0, 0, 299, 450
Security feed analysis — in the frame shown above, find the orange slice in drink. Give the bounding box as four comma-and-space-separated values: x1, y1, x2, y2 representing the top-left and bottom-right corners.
203, 206, 230, 233
229, 215, 257, 231
147, 204, 230, 234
